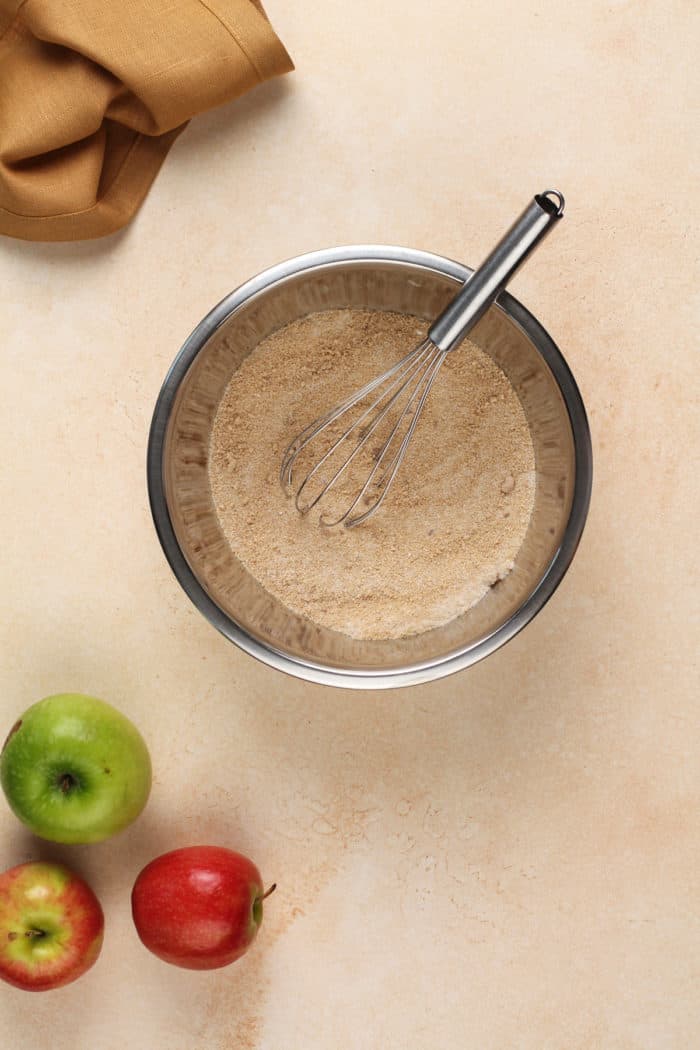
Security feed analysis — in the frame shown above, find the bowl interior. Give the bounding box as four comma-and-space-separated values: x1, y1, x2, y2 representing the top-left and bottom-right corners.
161, 258, 577, 672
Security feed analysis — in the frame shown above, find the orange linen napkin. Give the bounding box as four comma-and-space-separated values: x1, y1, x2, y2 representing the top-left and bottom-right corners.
0, 0, 293, 241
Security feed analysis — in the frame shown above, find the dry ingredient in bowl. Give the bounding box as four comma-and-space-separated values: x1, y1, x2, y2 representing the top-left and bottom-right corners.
209, 310, 535, 640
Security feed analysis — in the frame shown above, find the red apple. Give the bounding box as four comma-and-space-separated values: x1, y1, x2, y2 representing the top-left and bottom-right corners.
0, 861, 103, 991
131, 846, 274, 970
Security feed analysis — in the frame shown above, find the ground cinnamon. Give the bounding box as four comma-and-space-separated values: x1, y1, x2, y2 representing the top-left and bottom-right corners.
209, 310, 535, 640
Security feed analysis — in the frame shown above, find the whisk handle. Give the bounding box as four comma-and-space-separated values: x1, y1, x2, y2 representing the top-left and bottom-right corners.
428, 190, 564, 353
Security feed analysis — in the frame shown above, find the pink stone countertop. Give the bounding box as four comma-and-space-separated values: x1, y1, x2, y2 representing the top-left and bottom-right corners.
1, 1, 697, 1047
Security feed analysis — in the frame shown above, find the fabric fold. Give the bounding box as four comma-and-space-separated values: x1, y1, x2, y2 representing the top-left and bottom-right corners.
0, 0, 293, 241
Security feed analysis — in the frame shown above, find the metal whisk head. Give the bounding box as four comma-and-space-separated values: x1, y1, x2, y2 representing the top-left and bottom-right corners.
281, 189, 565, 527
280, 339, 447, 528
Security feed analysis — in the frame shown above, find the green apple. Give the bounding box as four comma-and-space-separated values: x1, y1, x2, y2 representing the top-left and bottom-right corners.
0, 693, 152, 844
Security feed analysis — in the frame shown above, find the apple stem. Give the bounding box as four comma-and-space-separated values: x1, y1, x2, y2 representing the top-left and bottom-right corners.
59, 773, 76, 794
261, 883, 277, 901
25, 928, 45, 939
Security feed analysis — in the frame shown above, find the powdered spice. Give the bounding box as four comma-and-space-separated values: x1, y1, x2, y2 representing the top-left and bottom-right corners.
209, 310, 535, 639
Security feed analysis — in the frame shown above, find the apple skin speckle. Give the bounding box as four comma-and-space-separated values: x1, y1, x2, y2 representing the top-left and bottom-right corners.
2, 720, 22, 754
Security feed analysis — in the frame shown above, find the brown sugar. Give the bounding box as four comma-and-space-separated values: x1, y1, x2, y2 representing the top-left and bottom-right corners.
209, 310, 535, 640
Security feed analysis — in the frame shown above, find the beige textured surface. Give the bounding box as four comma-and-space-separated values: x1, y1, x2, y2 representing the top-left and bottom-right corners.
0, 1, 697, 1046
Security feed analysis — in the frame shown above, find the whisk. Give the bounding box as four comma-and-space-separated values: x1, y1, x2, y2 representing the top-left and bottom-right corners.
281, 189, 565, 527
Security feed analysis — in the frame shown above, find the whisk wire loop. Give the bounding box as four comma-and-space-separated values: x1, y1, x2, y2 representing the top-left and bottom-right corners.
280, 340, 431, 488
320, 346, 447, 527
281, 340, 441, 523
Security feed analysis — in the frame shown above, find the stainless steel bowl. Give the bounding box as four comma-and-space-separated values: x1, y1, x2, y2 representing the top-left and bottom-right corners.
148, 246, 592, 689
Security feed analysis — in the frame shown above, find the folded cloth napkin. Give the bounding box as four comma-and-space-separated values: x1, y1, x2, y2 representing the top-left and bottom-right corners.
0, 0, 293, 241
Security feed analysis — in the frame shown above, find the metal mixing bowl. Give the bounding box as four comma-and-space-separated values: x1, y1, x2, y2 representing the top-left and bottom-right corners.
148, 246, 592, 688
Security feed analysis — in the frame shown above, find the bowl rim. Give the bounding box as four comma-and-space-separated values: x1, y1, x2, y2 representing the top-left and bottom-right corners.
147, 245, 592, 689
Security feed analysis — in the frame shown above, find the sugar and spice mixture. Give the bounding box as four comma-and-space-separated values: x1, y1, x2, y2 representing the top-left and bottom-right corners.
209, 310, 535, 640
